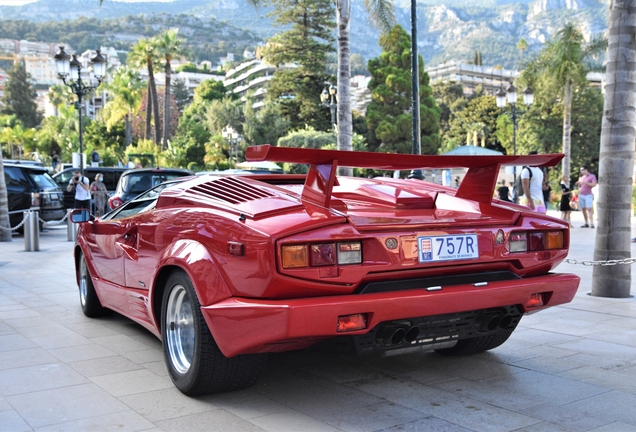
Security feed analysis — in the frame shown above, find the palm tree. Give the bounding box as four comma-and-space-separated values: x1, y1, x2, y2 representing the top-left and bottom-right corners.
591, 1, 635, 298
47, 84, 71, 117
128, 38, 162, 145
102, 66, 145, 146
524, 23, 606, 179
155, 28, 188, 151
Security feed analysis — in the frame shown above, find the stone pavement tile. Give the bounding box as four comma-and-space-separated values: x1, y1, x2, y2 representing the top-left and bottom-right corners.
29, 329, 92, 351
0, 308, 42, 320
91, 334, 159, 356
0, 409, 31, 432
588, 422, 636, 432
557, 365, 636, 395
586, 328, 636, 348
48, 342, 118, 363
155, 409, 267, 432
0, 362, 89, 397
6, 383, 129, 429
140, 360, 170, 379
207, 394, 287, 421
505, 327, 581, 346
66, 321, 121, 339
1, 315, 58, 330
376, 416, 474, 432
119, 387, 216, 422
513, 422, 574, 431
520, 316, 615, 337
122, 348, 163, 365
0, 347, 59, 371
324, 400, 428, 432
34, 409, 156, 432
67, 355, 143, 378
0, 303, 29, 312
247, 407, 336, 432
518, 390, 636, 431
90, 369, 173, 397
349, 376, 540, 432
0, 396, 12, 411
261, 373, 384, 419
0, 333, 37, 352
551, 338, 636, 362
0, 321, 17, 335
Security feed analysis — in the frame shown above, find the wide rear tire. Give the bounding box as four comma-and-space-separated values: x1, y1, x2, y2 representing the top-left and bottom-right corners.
434, 330, 513, 356
161, 270, 267, 396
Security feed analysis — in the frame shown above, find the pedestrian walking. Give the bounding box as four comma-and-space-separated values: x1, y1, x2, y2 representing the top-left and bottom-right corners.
496, 179, 511, 202
576, 165, 597, 228
559, 175, 572, 226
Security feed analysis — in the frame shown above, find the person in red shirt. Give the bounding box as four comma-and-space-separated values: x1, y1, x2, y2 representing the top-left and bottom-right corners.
576, 165, 598, 228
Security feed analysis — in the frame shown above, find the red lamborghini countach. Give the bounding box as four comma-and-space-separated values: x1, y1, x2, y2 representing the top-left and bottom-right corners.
71, 145, 580, 395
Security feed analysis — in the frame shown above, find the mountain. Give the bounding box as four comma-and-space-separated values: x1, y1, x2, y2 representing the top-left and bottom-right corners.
0, 0, 610, 68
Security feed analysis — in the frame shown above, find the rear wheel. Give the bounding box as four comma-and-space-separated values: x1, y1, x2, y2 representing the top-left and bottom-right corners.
161, 270, 267, 396
434, 331, 513, 356
78, 254, 110, 317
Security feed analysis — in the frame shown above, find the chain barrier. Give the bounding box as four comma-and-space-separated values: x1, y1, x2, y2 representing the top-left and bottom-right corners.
0, 210, 70, 233
564, 257, 636, 266
0, 213, 27, 232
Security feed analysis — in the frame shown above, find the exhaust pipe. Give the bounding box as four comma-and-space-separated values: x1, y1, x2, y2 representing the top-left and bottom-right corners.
376, 325, 407, 347
405, 326, 420, 343
499, 314, 513, 329
476, 313, 502, 332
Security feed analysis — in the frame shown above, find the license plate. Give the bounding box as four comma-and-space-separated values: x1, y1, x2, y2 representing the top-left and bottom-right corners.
418, 234, 479, 263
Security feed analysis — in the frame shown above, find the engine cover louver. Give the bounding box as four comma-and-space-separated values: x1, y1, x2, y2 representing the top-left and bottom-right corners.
189, 177, 275, 204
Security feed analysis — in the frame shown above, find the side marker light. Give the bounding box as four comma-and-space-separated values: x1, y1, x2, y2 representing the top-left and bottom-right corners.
337, 313, 367, 332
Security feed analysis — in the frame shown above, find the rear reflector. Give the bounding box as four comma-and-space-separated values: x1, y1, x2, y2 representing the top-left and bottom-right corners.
527, 292, 547, 308
337, 313, 367, 332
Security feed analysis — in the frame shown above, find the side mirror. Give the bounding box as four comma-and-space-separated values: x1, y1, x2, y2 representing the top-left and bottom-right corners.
70, 209, 92, 223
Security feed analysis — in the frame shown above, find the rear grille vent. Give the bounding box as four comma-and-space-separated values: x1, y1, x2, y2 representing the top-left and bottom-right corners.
189, 177, 275, 204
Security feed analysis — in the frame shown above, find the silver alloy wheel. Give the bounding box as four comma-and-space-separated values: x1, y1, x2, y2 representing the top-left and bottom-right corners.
79, 276, 87, 306
165, 284, 195, 375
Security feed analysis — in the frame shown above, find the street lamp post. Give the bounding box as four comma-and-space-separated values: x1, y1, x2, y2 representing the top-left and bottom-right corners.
222, 125, 242, 169
496, 83, 533, 196
320, 85, 337, 137
54, 46, 106, 176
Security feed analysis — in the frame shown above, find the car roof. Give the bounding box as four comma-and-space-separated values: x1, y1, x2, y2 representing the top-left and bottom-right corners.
3, 163, 48, 172
121, 168, 193, 176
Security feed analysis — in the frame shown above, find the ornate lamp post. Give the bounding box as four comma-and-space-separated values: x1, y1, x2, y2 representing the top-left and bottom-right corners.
320, 85, 337, 137
222, 125, 242, 169
496, 83, 533, 192
54, 46, 107, 175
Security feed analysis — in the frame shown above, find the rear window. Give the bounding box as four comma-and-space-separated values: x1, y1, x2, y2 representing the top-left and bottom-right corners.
27, 171, 59, 189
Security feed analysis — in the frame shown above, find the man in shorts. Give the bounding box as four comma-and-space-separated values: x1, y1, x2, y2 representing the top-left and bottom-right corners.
521, 151, 546, 214
576, 165, 597, 228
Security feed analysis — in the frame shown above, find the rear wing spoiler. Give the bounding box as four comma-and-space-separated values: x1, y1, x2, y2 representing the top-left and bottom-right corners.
246, 145, 563, 207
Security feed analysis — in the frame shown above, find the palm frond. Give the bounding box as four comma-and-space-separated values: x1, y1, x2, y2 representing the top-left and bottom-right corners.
364, 0, 396, 34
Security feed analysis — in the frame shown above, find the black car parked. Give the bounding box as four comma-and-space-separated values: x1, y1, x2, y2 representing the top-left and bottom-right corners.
3, 163, 65, 231
52, 167, 128, 210
109, 168, 193, 209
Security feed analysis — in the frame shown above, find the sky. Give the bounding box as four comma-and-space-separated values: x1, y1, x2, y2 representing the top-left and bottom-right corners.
0, 0, 176, 4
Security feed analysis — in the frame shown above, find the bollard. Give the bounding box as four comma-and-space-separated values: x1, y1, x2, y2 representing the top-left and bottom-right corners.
24, 210, 40, 252
67, 209, 77, 241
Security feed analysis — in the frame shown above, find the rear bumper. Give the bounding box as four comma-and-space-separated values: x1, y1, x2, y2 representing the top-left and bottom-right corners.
201, 272, 580, 357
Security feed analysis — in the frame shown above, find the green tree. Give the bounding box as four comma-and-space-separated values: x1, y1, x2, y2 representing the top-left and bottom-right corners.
445, 94, 502, 154
172, 78, 190, 113
256, 0, 335, 132
366, 25, 440, 155
592, 0, 635, 298
155, 28, 188, 150
102, 66, 145, 146
243, 98, 290, 146
0, 61, 42, 128
524, 23, 606, 179
128, 38, 162, 145
47, 84, 72, 117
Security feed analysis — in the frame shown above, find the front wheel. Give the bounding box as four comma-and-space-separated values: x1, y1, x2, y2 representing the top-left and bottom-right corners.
161, 270, 267, 396
78, 253, 110, 317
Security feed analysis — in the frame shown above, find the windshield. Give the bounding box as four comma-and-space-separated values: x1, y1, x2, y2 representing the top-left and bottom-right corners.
103, 181, 180, 220
120, 172, 190, 195
28, 171, 60, 189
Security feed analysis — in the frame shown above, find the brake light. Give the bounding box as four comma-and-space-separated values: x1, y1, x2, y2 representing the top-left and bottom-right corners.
510, 231, 564, 253
527, 292, 548, 308
337, 313, 367, 332
282, 241, 362, 269
109, 196, 124, 208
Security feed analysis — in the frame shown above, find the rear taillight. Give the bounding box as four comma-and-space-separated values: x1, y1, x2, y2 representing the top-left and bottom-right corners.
337, 313, 367, 332
282, 241, 362, 269
109, 196, 124, 208
509, 231, 564, 253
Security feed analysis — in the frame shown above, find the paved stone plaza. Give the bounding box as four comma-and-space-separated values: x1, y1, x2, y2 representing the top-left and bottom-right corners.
1, 211, 635, 431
